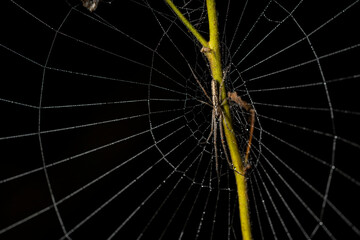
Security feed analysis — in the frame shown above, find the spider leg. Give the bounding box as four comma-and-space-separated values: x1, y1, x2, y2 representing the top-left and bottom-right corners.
204, 110, 215, 144
244, 109, 255, 165
219, 114, 232, 169
218, 66, 231, 107
198, 99, 212, 108
220, 112, 245, 176
227, 91, 255, 169
216, 65, 231, 101
188, 64, 212, 103
213, 112, 220, 181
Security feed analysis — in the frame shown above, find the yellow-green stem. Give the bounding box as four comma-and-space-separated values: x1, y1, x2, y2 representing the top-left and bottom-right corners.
164, 0, 209, 48
165, 1, 252, 239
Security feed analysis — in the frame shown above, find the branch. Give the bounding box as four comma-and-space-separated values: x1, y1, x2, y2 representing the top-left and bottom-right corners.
164, 0, 209, 48
164, 1, 253, 239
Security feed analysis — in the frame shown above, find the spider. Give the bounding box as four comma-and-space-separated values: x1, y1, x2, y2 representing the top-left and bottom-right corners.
189, 64, 255, 180
81, 0, 112, 12
81, 0, 99, 12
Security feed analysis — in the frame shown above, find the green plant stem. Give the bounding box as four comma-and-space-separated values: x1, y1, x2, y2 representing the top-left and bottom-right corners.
165, 1, 253, 239
164, 0, 209, 48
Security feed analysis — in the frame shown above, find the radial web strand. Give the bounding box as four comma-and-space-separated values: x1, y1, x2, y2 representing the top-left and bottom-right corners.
1, 0, 360, 239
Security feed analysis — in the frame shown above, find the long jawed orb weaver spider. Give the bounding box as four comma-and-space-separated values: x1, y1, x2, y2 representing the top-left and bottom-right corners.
189, 63, 255, 181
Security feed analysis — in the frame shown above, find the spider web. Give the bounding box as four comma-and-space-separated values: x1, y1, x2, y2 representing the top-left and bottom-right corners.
1, 0, 360, 239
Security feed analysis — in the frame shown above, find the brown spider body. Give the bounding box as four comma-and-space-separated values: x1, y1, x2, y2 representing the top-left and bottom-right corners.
211, 80, 221, 117
209, 79, 231, 179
